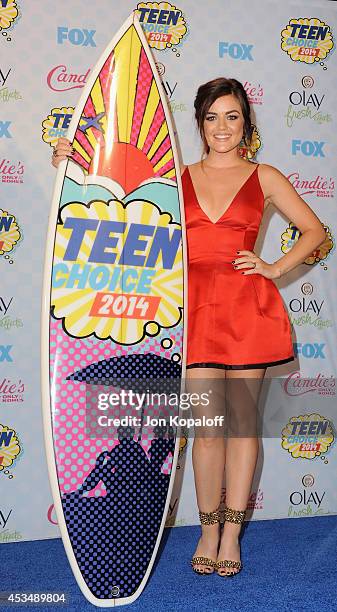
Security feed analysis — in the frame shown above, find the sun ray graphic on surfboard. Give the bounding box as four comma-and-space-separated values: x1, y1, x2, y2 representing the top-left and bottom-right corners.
71, 23, 176, 184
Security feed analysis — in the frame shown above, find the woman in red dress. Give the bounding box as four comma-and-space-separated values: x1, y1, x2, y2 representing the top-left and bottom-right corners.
180, 77, 324, 578
52, 77, 325, 578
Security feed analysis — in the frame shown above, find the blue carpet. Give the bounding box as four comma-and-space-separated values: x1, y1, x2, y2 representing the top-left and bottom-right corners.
1, 516, 336, 612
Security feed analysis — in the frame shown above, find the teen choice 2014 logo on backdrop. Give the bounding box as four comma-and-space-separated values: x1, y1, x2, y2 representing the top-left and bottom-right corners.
0, 423, 22, 476
0, 209, 22, 264
281, 18, 334, 64
282, 414, 335, 460
42, 107, 75, 147
42, 107, 101, 147
52, 197, 183, 345
0, 0, 21, 41
281, 222, 333, 268
136, 2, 188, 52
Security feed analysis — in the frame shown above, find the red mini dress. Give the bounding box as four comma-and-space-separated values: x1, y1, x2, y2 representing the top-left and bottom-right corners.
182, 164, 295, 370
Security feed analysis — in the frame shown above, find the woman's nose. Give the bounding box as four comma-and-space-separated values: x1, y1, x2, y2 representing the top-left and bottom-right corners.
217, 115, 228, 129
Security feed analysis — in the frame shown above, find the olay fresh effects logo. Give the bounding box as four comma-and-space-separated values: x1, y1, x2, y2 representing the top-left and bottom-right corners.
0, 508, 12, 529
288, 283, 333, 330
0, 508, 21, 542
281, 222, 332, 269
288, 475, 328, 518
0, 209, 22, 264
282, 414, 335, 460
281, 18, 334, 64
155, 62, 186, 113
0, 158, 24, 183
283, 372, 335, 397
47, 65, 90, 92
0, 0, 21, 42
0, 67, 22, 103
0, 377, 24, 402
243, 81, 264, 106
136, 2, 188, 52
0, 296, 23, 331
288, 172, 334, 199
286, 76, 331, 128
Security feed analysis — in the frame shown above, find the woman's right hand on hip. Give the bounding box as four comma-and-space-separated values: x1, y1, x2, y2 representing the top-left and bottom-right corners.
51, 137, 74, 168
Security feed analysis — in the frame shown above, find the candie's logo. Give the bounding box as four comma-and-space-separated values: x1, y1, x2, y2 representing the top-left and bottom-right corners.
282, 414, 335, 460
283, 372, 335, 397
136, 2, 188, 51
0, 158, 24, 183
288, 172, 334, 199
0, 0, 21, 41
281, 18, 334, 64
0, 209, 22, 263
0, 423, 22, 476
0, 377, 24, 401
243, 81, 264, 106
281, 222, 333, 267
47, 65, 90, 92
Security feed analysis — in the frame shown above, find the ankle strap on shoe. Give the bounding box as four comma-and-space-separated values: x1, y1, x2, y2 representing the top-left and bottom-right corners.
199, 509, 220, 525
224, 506, 246, 524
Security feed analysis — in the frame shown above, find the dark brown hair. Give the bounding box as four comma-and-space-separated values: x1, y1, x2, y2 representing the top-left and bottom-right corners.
194, 77, 253, 155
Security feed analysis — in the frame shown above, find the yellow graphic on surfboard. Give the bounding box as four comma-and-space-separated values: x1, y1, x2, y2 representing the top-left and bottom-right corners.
71, 24, 176, 183
51, 19, 183, 345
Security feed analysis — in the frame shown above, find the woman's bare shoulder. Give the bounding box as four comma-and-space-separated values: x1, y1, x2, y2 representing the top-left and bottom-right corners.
257, 162, 285, 180
181, 161, 202, 175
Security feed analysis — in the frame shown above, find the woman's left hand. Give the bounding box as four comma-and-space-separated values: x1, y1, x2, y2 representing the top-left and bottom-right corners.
232, 250, 281, 279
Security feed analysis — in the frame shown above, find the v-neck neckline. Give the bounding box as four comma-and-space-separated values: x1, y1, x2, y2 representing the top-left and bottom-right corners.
186, 164, 259, 225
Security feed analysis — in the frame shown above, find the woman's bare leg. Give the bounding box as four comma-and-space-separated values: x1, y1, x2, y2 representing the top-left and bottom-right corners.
217, 368, 265, 576
187, 367, 226, 573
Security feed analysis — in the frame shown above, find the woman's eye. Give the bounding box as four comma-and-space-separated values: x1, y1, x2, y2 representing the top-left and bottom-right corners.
205, 115, 215, 121
228, 115, 239, 120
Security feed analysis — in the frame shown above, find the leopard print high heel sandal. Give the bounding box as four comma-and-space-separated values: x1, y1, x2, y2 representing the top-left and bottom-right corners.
216, 506, 246, 577
191, 509, 220, 575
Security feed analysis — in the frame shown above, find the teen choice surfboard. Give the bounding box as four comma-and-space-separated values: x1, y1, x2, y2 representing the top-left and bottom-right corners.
41, 12, 186, 607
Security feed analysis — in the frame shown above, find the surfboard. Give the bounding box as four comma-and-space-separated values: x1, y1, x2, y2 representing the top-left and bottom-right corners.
41, 12, 186, 607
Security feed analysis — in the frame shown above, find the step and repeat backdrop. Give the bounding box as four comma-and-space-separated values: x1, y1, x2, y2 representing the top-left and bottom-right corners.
1, 0, 336, 543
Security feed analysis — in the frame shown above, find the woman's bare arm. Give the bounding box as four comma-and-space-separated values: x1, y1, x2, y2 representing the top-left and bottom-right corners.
259, 163, 326, 277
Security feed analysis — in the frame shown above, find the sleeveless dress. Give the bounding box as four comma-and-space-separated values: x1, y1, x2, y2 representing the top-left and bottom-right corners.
182, 163, 295, 370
